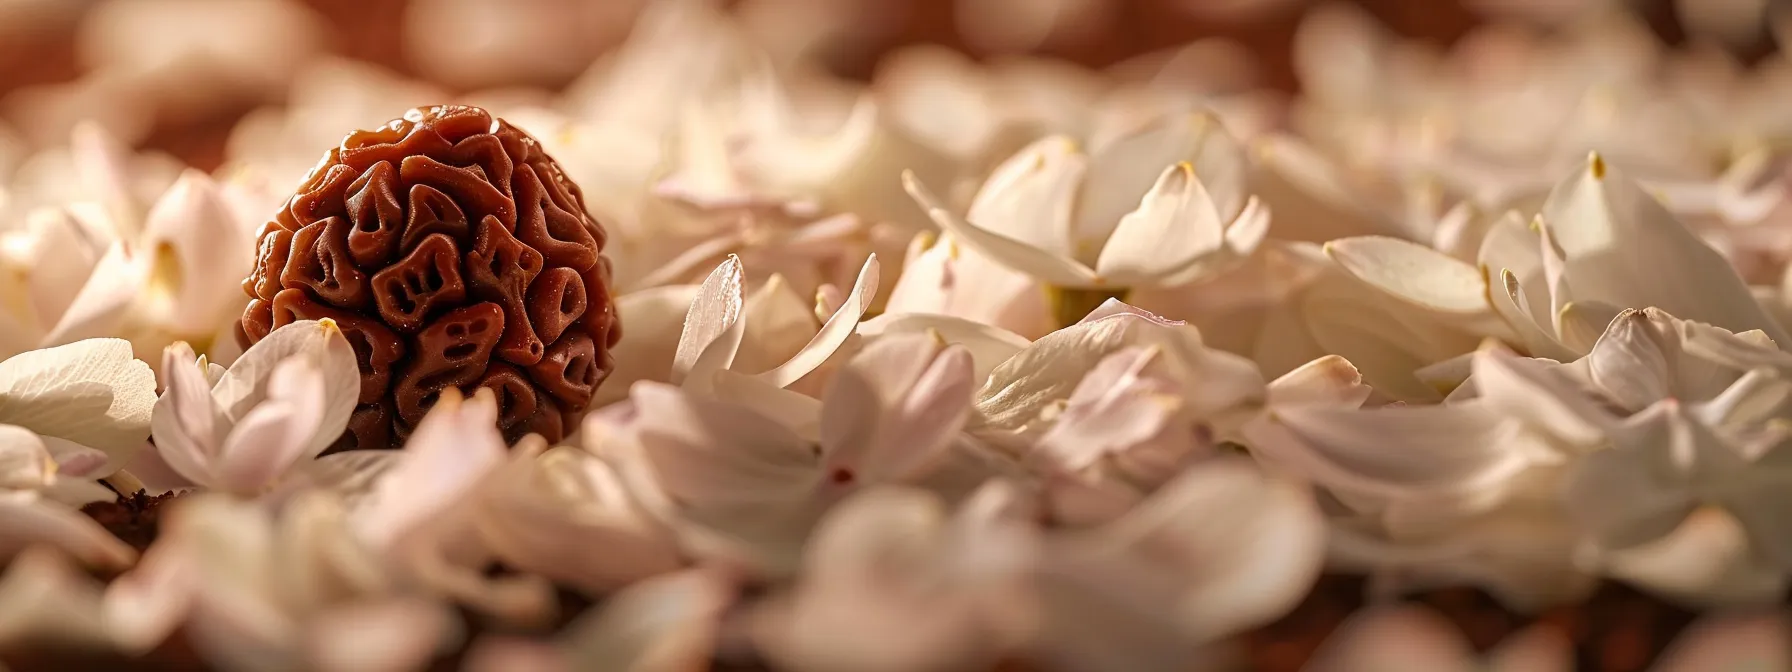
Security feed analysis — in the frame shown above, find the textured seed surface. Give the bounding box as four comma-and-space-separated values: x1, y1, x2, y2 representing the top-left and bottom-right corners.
239, 105, 621, 449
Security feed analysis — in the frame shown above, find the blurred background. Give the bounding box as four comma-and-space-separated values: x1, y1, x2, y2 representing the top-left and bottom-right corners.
0, 0, 1771, 172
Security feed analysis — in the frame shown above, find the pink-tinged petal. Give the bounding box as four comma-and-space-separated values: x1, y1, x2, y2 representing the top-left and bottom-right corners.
1470, 346, 1617, 446
903, 170, 1101, 288
1267, 355, 1371, 408
303, 598, 459, 672
1039, 471, 1144, 527
858, 312, 1031, 384
475, 448, 683, 595
618, 382, 819, 573
759, 254, 879, 389
0, 546, 114, 651
211, 318, 357, 424
353, 388, 507, 550
1325, 236, 1491, 315
820, 335, 975, 485
627, 382, 817, 503
119, 436, 201, 495
150, 341, 224, 486
1094, 162, 1228, 286
710, 370, 824, 439
38, 434, 111, 480
0, 337, 156, 473
558, 570, 734, 672
1652, 611, 1792, 672
0, 499, 136, 571
1245, 401, 1530, 499
213, 400, 305, 496
1305, 606, 1479, 672
1035, 347, 1183, 473
672, 256, 745, 391
214, 359, 333, 494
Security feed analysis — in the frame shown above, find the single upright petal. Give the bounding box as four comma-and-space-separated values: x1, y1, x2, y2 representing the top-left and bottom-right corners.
0, 337, 156, 474
149, 341, 226, 487
1078, 111, 1247, 246
964, 136, 1086, 258
1541, 153, 1790, 344
671, 256, 746, 392
137, 170, 252, 333
1093, 162, 1231, 286
882, 231, 1052, 340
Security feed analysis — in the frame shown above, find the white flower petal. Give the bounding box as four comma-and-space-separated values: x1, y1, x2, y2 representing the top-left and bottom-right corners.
758, 254, 879, 388
1093, 162, 1229, 286
150, 341, 225, 487
1325, 236, 1491, 315
598, 284, 701, 407
1542, 153, 1790, 344
903, 170, 1101, 288
1563, 403, 1705, 550
820, 336, 975, 484
1586, 309, 1673, 410
965, 136, 1086, 258
352, 389, 507, 550
1246, 401, 1529, 499
558, 569, 733, 672
0, 337, 156, 473
212, 319, 357, 424
672, 256, 745, 391
1080, 111, 1246, 242
857, 312, 1031, 384
1470, 346, 1616, 446
475, 448, 682, 594
1266, 355, 1371, 408
41, 242, 143, 348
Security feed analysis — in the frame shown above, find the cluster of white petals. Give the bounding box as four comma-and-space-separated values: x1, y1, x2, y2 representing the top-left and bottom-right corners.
12, 0, 1792, 670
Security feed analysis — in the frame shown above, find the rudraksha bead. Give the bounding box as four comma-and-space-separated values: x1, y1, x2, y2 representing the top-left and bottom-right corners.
239, 105, 620, 450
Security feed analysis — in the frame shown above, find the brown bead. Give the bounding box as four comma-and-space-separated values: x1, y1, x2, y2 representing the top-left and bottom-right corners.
238, 105, 619, 449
